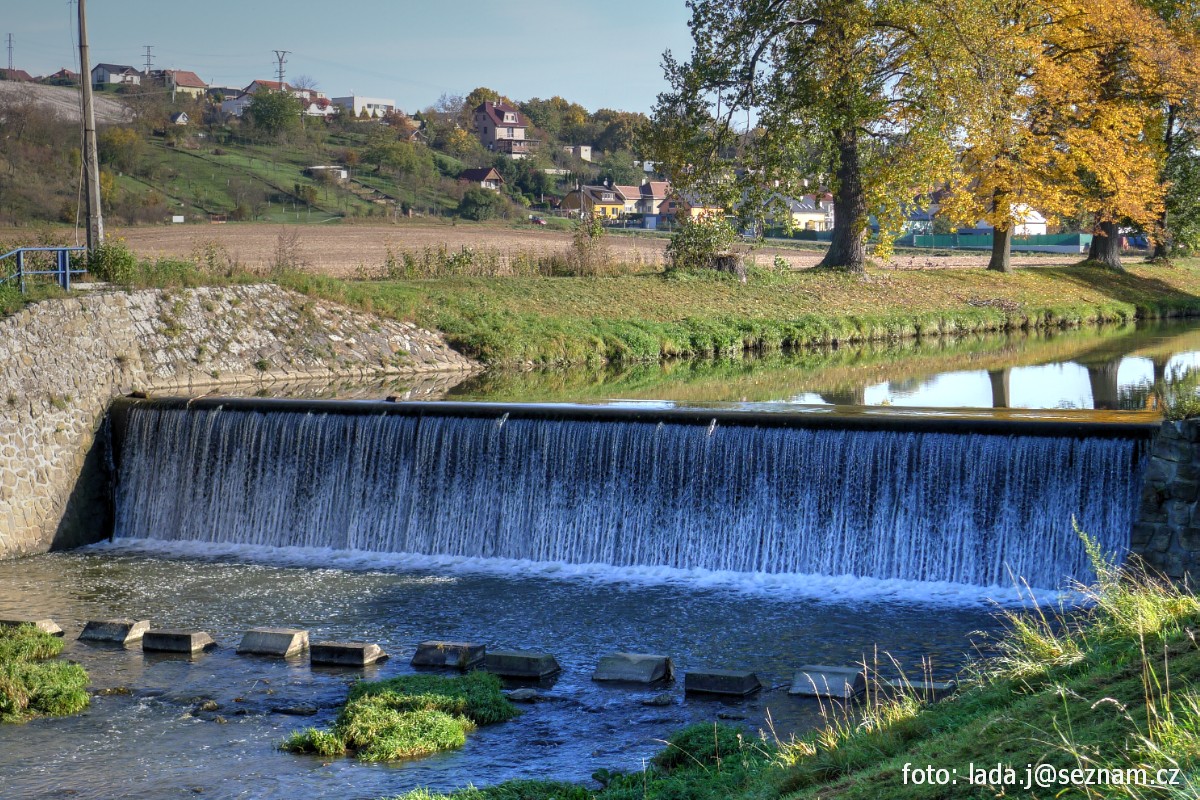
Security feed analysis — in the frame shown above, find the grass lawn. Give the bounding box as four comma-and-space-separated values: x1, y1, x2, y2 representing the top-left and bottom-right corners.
0, 625, 89, 723
279, 260, 1200, 366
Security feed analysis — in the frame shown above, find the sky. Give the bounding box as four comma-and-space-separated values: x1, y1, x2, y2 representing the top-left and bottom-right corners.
5, 1, 695, 113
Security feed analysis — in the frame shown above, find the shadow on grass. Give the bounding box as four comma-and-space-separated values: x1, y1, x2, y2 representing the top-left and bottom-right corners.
1036, 263, 1200, 313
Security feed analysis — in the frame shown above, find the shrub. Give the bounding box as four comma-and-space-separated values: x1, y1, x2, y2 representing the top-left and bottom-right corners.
86, 238, 138, 284
665, 214, 738, 273
1165, 391, 1200, 421
457, 187, 506, 221
653, 722, 749, 771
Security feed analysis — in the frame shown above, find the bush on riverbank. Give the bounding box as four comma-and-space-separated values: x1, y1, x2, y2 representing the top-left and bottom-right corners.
0, 625, 89, 723
283, 672, 519, 762
391, 539, 1200, 800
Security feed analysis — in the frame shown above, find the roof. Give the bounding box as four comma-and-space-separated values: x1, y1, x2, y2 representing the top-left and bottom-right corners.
246, 79, 288, 93
169, 112, 188, 122
575, 185, 627, 204
642, 181, 670, 200
165, 70, 207, 88
459, 167, 504, 183
0, 69, 34, 82
614, 185, 642, 201
93, 63, 138, 74
49, 68, 79, 79
474, 100, 529, 129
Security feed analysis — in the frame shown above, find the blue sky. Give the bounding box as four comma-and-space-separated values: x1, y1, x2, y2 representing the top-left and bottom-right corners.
6, 1, 694, 113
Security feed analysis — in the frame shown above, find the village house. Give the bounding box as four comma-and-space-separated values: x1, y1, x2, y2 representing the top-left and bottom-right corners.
45, 68, 79, 85
156, 70, 208, 98
561, 184, 627, 218
473, 100, 536, 159
91, 63, 141, 86
663, 191, 726, 220
772, 193, 834, 231
562, 145, 593, 162
169, 111, 189, 126
0, 68, 35, 82
332, 95, 397, 119
458, 167, 505, 191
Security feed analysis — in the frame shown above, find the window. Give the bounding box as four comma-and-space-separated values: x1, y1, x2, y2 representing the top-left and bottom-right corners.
507, 127, 514, 137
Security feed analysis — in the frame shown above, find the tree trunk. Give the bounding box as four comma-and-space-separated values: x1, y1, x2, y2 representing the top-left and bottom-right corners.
1151, 210, 1173, 261
987, 187, 1013, 272
817, 128, 867, 272
988, 225, 1013, 272
1088, 220, 1123, 269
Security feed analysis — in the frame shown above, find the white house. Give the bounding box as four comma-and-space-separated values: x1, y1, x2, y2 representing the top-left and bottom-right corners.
975, 204, 1048, 236
91, 63, 141, 86
221, 93, 254, 117
332, 95, 396, 119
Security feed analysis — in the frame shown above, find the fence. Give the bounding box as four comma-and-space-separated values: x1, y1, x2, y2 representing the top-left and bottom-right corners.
0, 246, 88, 292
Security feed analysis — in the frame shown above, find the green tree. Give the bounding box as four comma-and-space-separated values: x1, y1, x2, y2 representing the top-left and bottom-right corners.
644, 0, 959, 272
97, 127, 143, 174
247, 91, 302, 139
457, 187, 506, 220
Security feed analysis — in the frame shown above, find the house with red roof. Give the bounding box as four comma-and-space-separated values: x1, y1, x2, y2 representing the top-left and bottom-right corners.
472, 101, 537, 159
158, 70, 208, 98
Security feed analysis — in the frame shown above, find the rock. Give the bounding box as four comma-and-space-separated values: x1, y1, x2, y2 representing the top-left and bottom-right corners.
196, 700, 220, 712
684, 669, 762, 697
411, 640, 485, 670
642, 692, 674, 707
271, 704, 318, 716
592, 653, 674, 684
310, 641, 387, 667
485, 649, 561, 679
79, 618, 150, 645
0, 618, 64, 636
789, 665, 867, 698
236, 627, 308, 657
506, 688, 539, 703
143, 629, 217, 654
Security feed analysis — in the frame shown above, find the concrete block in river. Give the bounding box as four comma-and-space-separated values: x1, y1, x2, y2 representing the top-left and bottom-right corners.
684, 669, 762, 697
878, 678, 956, 699
79, 619, 150, 645
142, 629, 217, 654
411, 640, 485, 669
311, 641, 388, 666
0, 618, 64, 636
789, 665, 866, 698
592, 652, 674, 684
485, 649, 561, 679
236, 627, 309, 657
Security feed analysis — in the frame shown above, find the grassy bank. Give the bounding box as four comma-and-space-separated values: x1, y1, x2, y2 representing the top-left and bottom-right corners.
283, 672, 519, 762
278, 260, 1200, 366
387, 541, 1200, 800
0, 625, 89, 723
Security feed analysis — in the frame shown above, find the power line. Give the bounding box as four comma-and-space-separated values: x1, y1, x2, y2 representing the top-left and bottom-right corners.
273, 49, 290, 87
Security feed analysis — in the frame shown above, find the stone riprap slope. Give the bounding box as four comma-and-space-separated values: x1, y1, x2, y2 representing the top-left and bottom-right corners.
0, 285, 477, 559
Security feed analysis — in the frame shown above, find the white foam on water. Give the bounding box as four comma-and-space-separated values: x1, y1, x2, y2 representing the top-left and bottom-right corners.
87, 537, 1078, 609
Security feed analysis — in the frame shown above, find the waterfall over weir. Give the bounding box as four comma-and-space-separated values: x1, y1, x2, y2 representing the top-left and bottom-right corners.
112, 403, 1150, 590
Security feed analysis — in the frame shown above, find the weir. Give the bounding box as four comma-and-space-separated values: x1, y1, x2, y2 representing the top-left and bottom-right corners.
107, 398, 1157, 590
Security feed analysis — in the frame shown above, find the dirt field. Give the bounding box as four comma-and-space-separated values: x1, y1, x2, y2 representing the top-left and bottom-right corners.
4, 222, 1086, 275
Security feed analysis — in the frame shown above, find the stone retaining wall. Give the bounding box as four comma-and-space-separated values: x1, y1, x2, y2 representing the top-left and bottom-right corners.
1133, 419, 1200, 581
0, 285, 478, 559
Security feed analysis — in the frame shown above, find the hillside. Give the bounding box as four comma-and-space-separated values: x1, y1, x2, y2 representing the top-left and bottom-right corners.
0, 80, 131, 124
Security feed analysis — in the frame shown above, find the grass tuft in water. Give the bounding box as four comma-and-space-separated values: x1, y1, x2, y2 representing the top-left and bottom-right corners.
282, 671, 517, 762
0, 625, 89, 723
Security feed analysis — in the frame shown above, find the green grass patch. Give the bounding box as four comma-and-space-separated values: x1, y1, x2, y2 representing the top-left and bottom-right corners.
277, 260, 1200, 366
0, 625, 89, 723
283, 671, 519, 762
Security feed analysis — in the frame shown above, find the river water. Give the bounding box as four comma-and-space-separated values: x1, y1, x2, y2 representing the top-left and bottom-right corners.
1, 319, 1198, 799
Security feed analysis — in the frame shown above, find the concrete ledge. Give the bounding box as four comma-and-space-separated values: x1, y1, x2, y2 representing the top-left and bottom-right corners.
142, 629, 217, 654
236, 627, 309, 657
0, 618, 64, 636
877, 678, 957, 699
312, 641, 388, 667
789, 665, 866, 698
411, 640, 485, 670
79, 619, 150, 645
592, 652, 674, 684
485, 649, 561, 679
684, 669, 762, 697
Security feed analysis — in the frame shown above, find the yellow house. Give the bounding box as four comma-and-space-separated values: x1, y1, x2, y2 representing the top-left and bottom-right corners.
561, 185, 627, 218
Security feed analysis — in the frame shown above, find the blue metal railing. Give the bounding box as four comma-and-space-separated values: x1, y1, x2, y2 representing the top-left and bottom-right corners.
0, 247, 87, 292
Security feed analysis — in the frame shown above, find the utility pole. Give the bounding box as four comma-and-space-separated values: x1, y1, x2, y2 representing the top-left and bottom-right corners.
273, 50, 290, 88
77, 0, 104, 252
6, 34, 13, 72
142, 45, 153, 75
